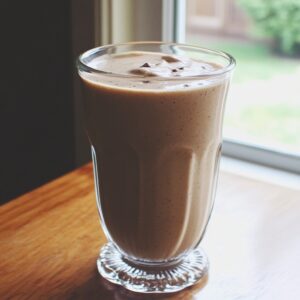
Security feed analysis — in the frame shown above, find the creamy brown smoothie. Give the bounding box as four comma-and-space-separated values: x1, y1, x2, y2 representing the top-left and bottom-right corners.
79, 51, 230, 261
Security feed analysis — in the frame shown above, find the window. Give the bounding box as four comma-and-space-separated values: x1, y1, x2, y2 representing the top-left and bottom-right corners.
184, 0, 300, 173
94, 0, 300, 173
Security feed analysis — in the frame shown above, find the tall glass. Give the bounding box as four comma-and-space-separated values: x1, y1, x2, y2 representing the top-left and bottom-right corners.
77, 42, 235, 293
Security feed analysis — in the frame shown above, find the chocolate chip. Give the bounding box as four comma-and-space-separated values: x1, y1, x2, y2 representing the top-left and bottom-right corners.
141, 63, 151, 68
142, 80, 150, 83
179, 67, 184, 70
184, 84, 189, 88
172, 69, 178, 72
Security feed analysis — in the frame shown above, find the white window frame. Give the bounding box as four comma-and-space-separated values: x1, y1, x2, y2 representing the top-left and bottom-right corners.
162, 0, 186, 42
223, 139, 300, 174
93, 0, 299, 174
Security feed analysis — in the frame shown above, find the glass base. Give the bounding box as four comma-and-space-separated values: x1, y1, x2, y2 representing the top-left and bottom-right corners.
97, 243, 209, 293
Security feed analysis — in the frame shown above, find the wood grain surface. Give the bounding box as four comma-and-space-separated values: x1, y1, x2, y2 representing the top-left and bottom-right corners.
0, 163, 299, 300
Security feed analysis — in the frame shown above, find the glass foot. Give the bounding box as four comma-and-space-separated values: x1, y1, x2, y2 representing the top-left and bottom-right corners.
97, 242, 209, 293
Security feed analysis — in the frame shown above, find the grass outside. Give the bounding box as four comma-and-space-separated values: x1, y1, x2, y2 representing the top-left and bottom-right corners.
188, 35, 300, 153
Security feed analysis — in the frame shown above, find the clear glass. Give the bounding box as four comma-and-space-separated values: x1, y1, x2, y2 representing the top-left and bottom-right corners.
77, 42, 235, 293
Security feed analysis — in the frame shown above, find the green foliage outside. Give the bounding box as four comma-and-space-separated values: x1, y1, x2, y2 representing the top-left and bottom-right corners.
239, 0, 300, 55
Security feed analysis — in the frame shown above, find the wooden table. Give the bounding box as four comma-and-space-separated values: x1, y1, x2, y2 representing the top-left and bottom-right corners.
1, 163, 299, 300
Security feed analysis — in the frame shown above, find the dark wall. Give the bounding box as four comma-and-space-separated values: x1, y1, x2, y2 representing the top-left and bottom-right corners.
1, 1, 76, 203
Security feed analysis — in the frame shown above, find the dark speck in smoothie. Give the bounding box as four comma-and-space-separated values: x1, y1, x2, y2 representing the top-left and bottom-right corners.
141, 63, 151, 68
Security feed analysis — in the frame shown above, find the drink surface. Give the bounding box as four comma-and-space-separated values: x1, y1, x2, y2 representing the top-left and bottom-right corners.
82, 51, 222, 91
79, 51, 229, 261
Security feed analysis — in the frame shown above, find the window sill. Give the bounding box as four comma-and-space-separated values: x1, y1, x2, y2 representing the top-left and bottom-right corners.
220, 156, 300, 190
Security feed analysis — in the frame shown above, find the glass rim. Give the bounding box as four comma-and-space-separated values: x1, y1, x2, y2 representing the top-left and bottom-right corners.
77, 41, 236, 81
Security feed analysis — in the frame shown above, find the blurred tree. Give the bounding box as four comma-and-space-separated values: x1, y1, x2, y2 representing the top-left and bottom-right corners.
239, 0, 300, 55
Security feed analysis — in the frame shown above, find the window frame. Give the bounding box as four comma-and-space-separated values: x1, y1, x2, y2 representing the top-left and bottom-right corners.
223, 140, 300, 174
